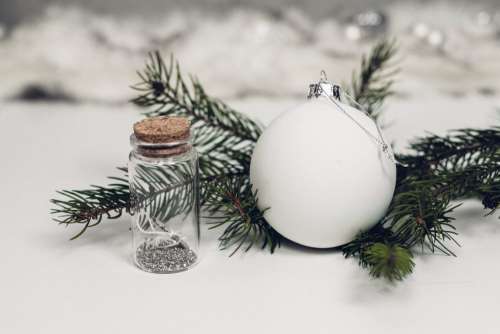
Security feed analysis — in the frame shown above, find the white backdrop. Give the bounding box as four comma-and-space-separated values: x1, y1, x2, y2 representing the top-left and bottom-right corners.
1, 92, 499, 333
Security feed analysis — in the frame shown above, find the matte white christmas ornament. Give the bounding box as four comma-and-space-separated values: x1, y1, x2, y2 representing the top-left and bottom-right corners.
250, 77, 397, 248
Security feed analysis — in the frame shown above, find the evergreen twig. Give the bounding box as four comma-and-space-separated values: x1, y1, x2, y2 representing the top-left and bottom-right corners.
51, 43, 500, 282
341, 44, 499, 281
399, 128, 500, 177
132, 52, 262, 175
350, 39, 398, 119
343, 129, 499, 280
204, 176, 280, 255
364, 243, 415, 281
52, 52, 278, 252
51, 168, 130, 240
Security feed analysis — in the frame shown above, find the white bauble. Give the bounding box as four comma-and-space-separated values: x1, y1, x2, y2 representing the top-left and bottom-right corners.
250, 97, 396, 248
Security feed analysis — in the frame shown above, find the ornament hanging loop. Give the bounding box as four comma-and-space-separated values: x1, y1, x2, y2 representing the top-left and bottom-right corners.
320, 70, 328, 82
308, 71, 406, 167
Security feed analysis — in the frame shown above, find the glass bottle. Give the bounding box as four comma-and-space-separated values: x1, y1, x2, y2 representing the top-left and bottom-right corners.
128, 116, 200, 273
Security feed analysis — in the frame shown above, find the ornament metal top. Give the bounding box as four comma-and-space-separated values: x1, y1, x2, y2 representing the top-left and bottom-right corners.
308, 71, 404, 166
307, 71, 340, 100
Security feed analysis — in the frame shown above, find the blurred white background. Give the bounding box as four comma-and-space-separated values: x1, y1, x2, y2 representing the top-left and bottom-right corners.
1, 0, 500, 105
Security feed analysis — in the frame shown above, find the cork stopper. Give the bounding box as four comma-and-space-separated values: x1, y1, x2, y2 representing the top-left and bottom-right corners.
133, 116, 190, 143
132, 116, 191, 158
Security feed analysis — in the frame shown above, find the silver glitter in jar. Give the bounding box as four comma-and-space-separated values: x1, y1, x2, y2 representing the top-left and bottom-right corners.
135, 238, 198, 273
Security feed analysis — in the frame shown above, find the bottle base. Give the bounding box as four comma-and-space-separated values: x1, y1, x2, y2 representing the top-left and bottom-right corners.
134, 238, 198, 274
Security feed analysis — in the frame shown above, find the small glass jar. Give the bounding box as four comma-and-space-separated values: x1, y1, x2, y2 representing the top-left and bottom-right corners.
128, 116, 200, 273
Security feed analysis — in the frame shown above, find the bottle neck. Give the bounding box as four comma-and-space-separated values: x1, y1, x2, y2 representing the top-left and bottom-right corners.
130, 134, 192, 158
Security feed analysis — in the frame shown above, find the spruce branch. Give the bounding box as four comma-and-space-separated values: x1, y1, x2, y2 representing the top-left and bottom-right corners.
344, 127, 499, 278
342, 227, 414, 281
130, 52, 276, 252
342, 224, 396, 261
51, 167, 248, 240
204, 176, 280, 255
386, 181, 460, 256
50, 168, 130, 240
398, 128, 500, 215
50, 44, 500, 283
132, 52, 263, 175
342, 121, 498, 280
132, 52, 262, 142
350, 39, 398, 119
52, 52, 272, 249
480, 180, 500, 216
399, 128, 500, 179
363, 243, 415, 282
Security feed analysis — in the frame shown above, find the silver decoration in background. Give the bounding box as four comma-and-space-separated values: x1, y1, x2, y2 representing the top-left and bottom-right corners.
2, 3, 500, 102
463, 10, 500, 39
411, 22, 446, 51
344, 10, 388, 41
409, 21, 474, 72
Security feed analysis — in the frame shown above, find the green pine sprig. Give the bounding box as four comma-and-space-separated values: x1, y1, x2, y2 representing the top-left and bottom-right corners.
341, 42, 499, 282
51, 42, 500, 282
204, 175, 280, 255
364, 243, 415, 281
132, 52, 262, 175
343, 129, 499, 281
52, 52, 277, 253
399, 128, 500, 177
51, 167, 130, 240
350, 39, 398, 119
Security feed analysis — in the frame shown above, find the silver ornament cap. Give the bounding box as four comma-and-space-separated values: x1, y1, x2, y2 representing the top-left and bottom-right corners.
307, 71, 340, 100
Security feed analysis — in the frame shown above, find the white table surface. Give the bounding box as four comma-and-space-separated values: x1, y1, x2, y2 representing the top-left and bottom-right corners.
1, 95, 499, 334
